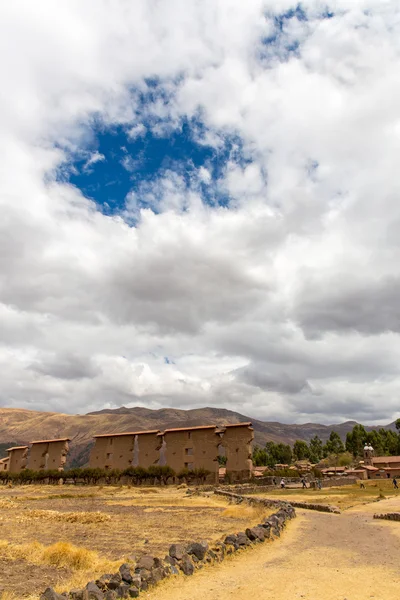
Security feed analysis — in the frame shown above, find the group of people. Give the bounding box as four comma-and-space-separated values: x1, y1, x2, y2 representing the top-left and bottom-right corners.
272, 476, 321, 490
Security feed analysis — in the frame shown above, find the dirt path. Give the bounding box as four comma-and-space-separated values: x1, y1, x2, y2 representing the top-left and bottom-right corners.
146, 497, 400, 600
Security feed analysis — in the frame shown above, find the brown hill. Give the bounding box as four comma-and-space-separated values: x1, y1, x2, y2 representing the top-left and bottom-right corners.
0, 406, 387, 467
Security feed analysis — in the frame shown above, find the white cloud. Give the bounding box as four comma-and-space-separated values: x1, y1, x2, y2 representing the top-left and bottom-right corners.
83, 151, 105, 172
1, 1, 400, 424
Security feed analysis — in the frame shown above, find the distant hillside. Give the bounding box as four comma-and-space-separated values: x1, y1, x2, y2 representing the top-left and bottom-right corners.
0, 407, 392, 467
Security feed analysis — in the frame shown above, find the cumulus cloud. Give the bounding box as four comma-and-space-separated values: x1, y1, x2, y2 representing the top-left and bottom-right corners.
0, 0, 400, 424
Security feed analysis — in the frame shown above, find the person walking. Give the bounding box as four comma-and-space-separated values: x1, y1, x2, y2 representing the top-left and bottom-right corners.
317, 478, 322, 490
393, 477, 399, 489
280, 478, 285, 489
301, 477, 307, 489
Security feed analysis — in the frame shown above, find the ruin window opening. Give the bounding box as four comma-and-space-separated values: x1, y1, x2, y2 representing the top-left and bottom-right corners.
185, 448, 193, 456
185, 462, 194, 470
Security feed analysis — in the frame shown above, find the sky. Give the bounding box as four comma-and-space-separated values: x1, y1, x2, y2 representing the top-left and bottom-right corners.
1, 1, 400, 425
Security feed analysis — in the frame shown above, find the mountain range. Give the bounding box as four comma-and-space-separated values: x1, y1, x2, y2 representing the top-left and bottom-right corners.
0, 406, 395, 467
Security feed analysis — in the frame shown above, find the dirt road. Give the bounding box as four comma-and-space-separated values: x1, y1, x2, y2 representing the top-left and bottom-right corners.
146, 497, 400, 600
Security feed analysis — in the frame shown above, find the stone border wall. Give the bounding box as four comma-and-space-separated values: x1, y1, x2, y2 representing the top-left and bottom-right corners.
319, 477, 357, 488
373, 512, 400, 521
40, 502, 296, 600
214, 489, 341, 514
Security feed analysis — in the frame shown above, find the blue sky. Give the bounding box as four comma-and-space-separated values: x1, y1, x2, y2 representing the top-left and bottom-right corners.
64, 116, 252, 215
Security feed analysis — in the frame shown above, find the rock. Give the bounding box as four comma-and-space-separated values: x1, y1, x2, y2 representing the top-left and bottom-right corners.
136, 555, 155, 571
153, 557, 164, 568
179, 554, 195, 576
119, 564, 133, 584
169, 544, 185, 560
104, 593, 117, 600
130, 576, 141, 590
245, 527, 265, 542
170, 565, 179, 576
164, 555, 177, 566
149, 567, 165, 585
186, 541, 208, 561
236, 532, 251, 546
224, 534, 237, 545
128, 588, 139, 598
40, 588, 66, 600
69, 591, 84, 600
115, 584, 130, 599
96, 576, 113, 591
85, 582, 104, 600
106, 575, 122, 591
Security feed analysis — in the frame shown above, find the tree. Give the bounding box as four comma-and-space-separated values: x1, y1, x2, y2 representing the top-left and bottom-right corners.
293, 440, 310, 461
252, 442, 292, 467
345, 424, 367, 457
309, 435, 323, 463
323, 431, 345, 457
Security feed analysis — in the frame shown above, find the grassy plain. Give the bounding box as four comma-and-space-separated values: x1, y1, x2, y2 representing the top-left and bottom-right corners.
0, 485, 272, 598
254, 479, 400, 510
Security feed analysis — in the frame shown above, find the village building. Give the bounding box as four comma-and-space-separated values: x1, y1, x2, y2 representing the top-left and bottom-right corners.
28, 438, 70, 471
6, 446, 28, 473
89, 430, 161, 470
358, 445, 400, 479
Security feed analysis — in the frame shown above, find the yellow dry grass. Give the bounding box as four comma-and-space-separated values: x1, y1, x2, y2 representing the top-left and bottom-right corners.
221, 503, 272, 521
0, 539, 121, 594
16, 509, 111, 524
0, 499, 18, 508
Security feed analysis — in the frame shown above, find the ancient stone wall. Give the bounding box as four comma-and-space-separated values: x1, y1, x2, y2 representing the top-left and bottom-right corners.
219, 423, 254, 481
28, 439, 69, 471
162, 426, 219, 480
7, 446, 28, 473
89, 431, 161, 470
214, 489, 341, 513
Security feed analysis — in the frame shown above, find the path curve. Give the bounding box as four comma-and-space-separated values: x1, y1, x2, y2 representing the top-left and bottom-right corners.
145, 497, 400, 600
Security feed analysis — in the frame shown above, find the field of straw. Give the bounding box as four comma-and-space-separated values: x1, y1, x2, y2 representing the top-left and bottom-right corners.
0, 485, 273, 599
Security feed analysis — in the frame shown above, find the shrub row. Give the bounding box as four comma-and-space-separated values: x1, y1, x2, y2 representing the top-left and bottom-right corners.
0, 466, 212, 485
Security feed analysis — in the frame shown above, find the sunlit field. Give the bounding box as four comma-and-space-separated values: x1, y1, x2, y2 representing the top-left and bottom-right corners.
0, 485, 273, 598
253, 479, 400, 510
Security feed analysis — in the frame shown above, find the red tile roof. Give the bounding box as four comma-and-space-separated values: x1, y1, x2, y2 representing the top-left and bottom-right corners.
162, 425, 217, 433
223, 422, 253, 428
30, 438, 70, 444
93, 430, 160, 438
372, 456, 400, 464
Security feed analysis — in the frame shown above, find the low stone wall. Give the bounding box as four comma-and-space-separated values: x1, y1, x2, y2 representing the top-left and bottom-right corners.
215, 489, 341, 514
373, 512, 400, 521
319, 477, 357, 488
40, 502, 296, 600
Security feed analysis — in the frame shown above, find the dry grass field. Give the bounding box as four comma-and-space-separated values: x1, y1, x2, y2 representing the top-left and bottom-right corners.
0, 485, 273, 599
255, 479, 400, 510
